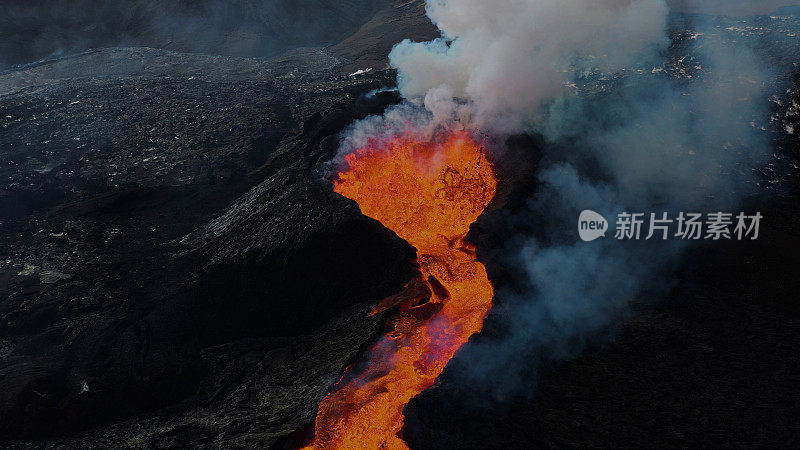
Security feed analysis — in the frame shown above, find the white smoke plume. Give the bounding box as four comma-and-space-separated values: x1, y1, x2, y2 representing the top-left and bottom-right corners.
389, 0, 669, 132
336, 0, 786, 402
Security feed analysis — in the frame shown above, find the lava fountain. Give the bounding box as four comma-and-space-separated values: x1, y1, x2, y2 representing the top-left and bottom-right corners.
306, 131, 498, 449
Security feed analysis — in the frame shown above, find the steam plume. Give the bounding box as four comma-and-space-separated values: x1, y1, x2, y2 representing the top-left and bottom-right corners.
389, 0, 669, 131
338, 0, 785, 401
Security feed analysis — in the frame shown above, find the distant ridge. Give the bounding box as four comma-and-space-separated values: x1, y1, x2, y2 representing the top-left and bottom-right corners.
774, 5, 800, 15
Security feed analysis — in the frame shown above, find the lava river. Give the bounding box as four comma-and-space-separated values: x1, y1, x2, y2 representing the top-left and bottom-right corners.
305, 131, 498, 449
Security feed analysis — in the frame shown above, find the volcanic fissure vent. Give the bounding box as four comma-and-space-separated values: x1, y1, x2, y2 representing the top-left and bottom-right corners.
305, 131, 498, 449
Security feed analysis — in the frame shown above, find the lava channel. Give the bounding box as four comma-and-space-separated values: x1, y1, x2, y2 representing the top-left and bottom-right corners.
305, 131, 498, 449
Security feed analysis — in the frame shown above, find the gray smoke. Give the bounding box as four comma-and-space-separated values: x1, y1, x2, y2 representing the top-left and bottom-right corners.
338, 0, 785, 400
388, 0, 669, 132
459, 31, 776, 397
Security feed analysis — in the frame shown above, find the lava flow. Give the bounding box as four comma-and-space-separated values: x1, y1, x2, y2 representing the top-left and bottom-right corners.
305, 131, 498, 449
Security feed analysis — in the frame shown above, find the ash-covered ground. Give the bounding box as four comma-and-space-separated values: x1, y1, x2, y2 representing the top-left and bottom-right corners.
1, 2, 799, 448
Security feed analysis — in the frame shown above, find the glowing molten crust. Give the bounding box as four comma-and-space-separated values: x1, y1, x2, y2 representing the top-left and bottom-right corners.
308, 132, 497, 449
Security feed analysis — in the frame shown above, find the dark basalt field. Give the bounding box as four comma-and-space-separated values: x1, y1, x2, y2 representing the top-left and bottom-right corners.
1, 1, 799, 448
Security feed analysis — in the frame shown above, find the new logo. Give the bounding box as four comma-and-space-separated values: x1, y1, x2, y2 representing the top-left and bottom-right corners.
578, 210, 608, 242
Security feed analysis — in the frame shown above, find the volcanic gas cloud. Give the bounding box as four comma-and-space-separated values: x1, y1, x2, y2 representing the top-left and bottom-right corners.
303, 0, 762, 446
305, 131, 497, 449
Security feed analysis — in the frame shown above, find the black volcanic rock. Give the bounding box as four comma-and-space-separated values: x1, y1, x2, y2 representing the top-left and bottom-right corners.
0, 2, 439, 445
0, 44, 417, 446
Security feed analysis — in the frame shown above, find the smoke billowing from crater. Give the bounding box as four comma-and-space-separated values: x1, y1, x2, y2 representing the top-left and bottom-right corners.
335, 0, 784, 402
389, 0, 669, 132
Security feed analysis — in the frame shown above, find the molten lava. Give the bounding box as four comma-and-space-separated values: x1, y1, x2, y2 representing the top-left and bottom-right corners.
307, 131, 497, 449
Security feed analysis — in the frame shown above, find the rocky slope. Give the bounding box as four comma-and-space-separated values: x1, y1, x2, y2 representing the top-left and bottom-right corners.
0, 0, 391, 69
0, 1, 437, 444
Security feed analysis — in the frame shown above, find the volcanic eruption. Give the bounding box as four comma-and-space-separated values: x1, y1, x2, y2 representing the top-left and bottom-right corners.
302, 1, 675, 446
301, 0, 788, 447
305, 131, 497, 448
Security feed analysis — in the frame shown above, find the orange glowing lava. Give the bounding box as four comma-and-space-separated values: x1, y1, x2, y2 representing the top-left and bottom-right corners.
305, 131, 497, 449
